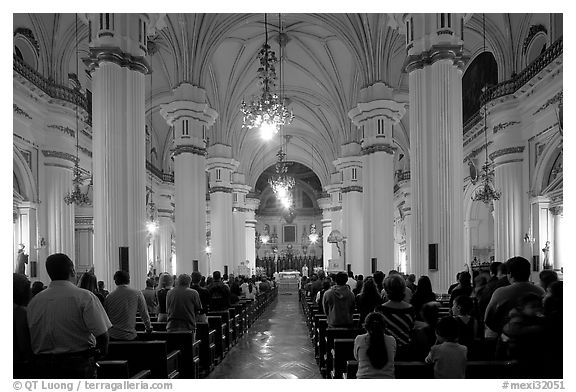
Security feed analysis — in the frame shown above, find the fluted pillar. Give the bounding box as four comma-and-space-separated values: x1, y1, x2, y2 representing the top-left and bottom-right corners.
232, 175, 251, 274
317, 197, 332, 270
325, 180, 343, 271
160, 83, 217, 275
43, 158, 75, 260
85, 13, 164, 289
349, 82, 407, 275
491, 147, 525, 263
334, 143, 365, 275
551, 207, 563, 271
403, 13, 467, 292
244, 197, 260, 276
207, 144, 239, 276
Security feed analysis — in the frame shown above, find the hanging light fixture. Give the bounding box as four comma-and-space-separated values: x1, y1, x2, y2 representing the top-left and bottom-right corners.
472, 14, 501, 205
64, 13, 90, 206
145, 57, 159, 235
269, 149, 295, 209
241, 13, 293, 140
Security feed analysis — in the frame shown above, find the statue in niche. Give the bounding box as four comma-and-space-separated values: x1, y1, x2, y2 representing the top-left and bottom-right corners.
542, 241, 551, 269
16, 244, 28, 275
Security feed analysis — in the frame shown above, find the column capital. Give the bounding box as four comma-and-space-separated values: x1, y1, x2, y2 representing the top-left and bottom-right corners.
207, 144, 239, 191
244, 197, 261, 212
349, 82, 407, 126
160, 83, 218, 131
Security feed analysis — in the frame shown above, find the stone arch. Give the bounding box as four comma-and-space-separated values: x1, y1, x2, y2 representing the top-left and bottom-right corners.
13, 146, 37, 202
531, 133, 562, 196
462, 51, 498, 124
14, 28, 40, 70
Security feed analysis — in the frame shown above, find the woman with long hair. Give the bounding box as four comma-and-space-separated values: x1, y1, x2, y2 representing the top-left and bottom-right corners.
157, 273, 173, 322
78, 271, 104, 305
410, 276, 437, 319
354, 311, 396, 378
355, 277, 384, 324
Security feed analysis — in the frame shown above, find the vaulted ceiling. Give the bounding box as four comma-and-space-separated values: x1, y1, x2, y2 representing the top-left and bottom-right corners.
13, 13, 557, 190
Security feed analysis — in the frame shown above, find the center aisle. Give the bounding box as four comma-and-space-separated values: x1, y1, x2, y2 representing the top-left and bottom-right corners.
207, 291, 322, 379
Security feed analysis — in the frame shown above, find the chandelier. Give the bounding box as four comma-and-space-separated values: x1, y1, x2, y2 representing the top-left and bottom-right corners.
64, 14, 90, 206
145, 54, 159, 235
240, 13, 293, 140
472, 14, 501, 205
268, 149, 295, 209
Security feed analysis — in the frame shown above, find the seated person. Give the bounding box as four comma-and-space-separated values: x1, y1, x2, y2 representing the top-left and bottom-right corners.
425, 316, 468, 378
322, 272, 355, 328
412, 301, 440, 360
452, 295, 477, 350
354, 312, 396, 379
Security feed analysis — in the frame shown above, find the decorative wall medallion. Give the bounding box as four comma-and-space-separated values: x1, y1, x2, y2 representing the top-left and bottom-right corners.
533, 91, 562, 116
489, 146, 525, 161
549, 206, 563, 216
47, 124, 75, 137
522, 25, 547, 54
14, 27, 40, 53
493, 121, 520, 134
13, 104, 32, 120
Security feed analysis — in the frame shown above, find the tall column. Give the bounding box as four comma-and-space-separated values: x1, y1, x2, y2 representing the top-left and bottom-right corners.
74, 210, 94, 274
43, 155, 75, 260
317, 197, 332, 270
16, 202, 40, 279
349, 82, 407, 274
403, 13, 467, 292
160, 83, 217, 275
85, 14, 164, 289
550, 206, 563, 271
491, 147, 525, 263
325, 180, 343, 271
207, 144, 239, 276
231, 175, 251, 274
334, 143, 365, 275
244, 197, 260, 276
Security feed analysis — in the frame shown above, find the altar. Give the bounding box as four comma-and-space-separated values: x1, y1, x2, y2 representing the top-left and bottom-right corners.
277, 270, 300, 294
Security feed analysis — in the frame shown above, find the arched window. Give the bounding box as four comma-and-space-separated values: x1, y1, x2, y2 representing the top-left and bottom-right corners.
462, 52, 498, 124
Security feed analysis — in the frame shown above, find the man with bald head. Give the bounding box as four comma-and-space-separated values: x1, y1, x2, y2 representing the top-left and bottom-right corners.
27, 253, 111, 378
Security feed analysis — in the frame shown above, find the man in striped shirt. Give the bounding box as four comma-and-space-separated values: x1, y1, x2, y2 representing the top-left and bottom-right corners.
105, 271, 152, 340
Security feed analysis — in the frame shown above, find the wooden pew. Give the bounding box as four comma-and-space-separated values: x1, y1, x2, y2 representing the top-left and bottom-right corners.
344, 360, 358, 379
466, 360, 520, 379
96, 360, 130, 379
106, 340, 180, 379
331, 338, 355, 379
324, 328, 363, 378
207, 315, 226, 362
137, 331, 200, 379
135, 321, 167, 331
208, 311, 231, 354
315, 318, 328, 376
196, 323, 216, 375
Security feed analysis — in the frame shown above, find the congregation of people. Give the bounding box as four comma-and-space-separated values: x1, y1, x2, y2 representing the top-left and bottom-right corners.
13, 252, 277, 379
300, 257, 563, 379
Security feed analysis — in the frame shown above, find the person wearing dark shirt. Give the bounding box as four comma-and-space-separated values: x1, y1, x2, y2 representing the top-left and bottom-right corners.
310, 273, 324, 299
208, 271, 231, 311
230, 281, 242, 304
259, 277, 271, 293
447, 272, 461, 295
449, 271, 472, 307
410, 275, 437, 319
406, 274, 417, 293
14, 273, 33, 378
191, 271, 210, 323
477, 262, 510, 323
157, 273, 173, 322
322, 272, 355, 328
97, 281, 109, 299
355, 277, 383, 324
373, 271, 385, 294
141, 278, 158, 315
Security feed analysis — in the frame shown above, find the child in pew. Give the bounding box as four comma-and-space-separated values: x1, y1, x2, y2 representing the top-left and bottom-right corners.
425, 316, 467, 378
354, 311, 396, 379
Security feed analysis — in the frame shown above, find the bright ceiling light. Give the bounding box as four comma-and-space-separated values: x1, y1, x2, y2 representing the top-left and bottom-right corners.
260, 120, 277, 141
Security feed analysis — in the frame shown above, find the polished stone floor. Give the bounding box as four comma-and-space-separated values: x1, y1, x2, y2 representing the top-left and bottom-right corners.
207, 292, 322, 379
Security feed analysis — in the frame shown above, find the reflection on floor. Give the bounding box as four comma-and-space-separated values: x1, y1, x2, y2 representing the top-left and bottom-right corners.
207, 291, 322, 379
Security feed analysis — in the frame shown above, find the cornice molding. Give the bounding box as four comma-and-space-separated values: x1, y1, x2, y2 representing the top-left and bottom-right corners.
84, 47, 151, 75
489, 146, 525, 161
42, 150, 78, 163
172, 145, 207, 157
13, 104, 32, 120
361, 143, 396, 155
493, 121, 520, 135
47, 124, 75, 137
341, 186, 363, 194
404, 44, 466, 73
533, 91, 562, 116
209, 186, 233, 194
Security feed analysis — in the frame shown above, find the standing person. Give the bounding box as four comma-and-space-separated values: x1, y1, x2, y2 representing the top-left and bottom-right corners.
27, 253, 111, 378
449, 271, 472, 308
347, 271, 357, 292
477, 262, 509, 325
16, 244, 28, 275
14, 273, 33, 378
78, 271, 105, 305
411, 276, 437, 319
97, 280, 109, 299
208, 271, 231, 311
354, 312, 396, 379
373, 271, 385, 294
141, 278, 158, 316
322, 272, 355, 328
406, 274, 417, 293
156, 273, 173, 322
353, 275, 364, 296
484, 257, 545, 339
105, 271, 152, 340
166, 274, 203, 340
425, 316, 468, 378
355, 277, 384, 324
191, 272, 210, 323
